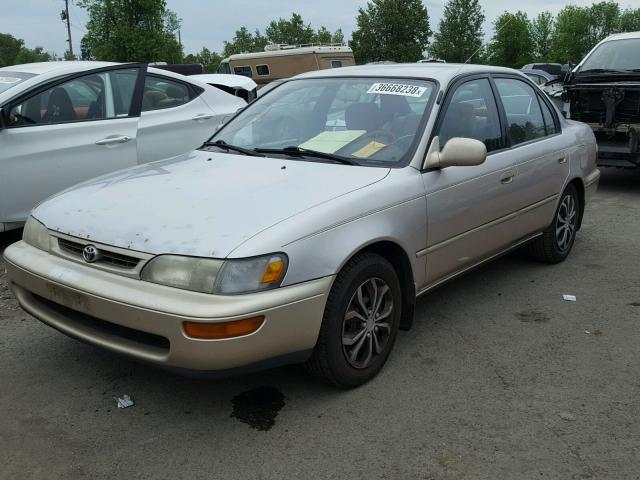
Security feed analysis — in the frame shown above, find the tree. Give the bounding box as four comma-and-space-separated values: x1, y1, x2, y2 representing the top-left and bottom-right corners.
488, 11, 533, 68
618, 8, 640, 31
266, 13, 315, 45
14, 46, 51, 64
587, 1, 620, 46
183, 47, 222, 73
350, 0, 431, 64
549, 5, 592, 63
429, 0, 485, 63
222, 27, 268, 57
0, 33, 24, 67
530, 11, 554, 61
78, 0, 183, 63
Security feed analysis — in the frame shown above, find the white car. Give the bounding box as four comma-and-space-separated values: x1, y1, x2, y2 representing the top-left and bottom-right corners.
0, 61, 246, 232
191, 74, 257, 102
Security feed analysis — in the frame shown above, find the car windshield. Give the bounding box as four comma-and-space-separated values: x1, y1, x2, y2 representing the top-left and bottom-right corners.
578, 38, 640, 72
210, 77, 436, 167
0, 71, 36, 94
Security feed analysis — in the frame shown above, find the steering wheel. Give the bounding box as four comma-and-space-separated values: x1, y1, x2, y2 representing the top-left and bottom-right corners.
10, 112, 37, 125
362, 129, 397, 144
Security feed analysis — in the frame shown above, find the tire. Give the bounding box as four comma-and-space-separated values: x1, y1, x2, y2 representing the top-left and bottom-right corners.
526, 184, 580, 263
305, 253, 402, 388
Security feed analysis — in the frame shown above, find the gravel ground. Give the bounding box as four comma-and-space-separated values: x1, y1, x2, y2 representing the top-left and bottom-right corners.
1, 168, 639, 480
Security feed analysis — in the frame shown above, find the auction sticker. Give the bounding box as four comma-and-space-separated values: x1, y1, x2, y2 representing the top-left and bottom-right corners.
367, 82, 427, 97
0, 76, 20, 84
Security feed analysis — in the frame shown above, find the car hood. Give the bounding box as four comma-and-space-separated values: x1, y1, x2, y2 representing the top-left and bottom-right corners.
33, 150, 390, 258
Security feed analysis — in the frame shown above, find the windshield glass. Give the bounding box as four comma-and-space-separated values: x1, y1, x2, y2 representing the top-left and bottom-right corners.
579, 38, 640, 72
0, 71, 36, 94
210, 77, 436, 167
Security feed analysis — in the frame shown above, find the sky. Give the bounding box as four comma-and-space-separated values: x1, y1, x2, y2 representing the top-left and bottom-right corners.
1, 0, 636, 58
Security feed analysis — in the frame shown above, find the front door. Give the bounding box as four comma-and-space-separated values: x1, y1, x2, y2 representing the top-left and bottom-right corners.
421, 76, 520, 286
0, 65, 145, 223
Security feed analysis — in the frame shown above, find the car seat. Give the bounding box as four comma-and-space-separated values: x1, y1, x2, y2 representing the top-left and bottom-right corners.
42, 88, 76, 123
345, 103, 381, 131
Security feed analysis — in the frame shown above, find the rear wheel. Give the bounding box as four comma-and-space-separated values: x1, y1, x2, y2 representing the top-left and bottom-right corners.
527, 184, 580, 263
305, 253, 402, 388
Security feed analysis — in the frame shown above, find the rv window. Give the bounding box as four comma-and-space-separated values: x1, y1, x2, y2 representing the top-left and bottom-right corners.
331, 60, 343, 68
256, 65, 270, 76
233, 66, 253, 78
217, 62, 231, 74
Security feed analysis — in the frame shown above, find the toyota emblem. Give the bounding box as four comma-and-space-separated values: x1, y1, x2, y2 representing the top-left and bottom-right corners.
82, 245, 99, 263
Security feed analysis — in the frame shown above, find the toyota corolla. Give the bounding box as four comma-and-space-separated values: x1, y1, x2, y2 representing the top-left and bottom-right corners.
4, 64, 600, 387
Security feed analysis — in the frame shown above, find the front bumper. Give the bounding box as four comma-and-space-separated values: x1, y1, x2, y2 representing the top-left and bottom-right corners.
4, 241, 332, 372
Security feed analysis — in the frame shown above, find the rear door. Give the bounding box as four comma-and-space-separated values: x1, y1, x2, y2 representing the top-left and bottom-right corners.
492, 76, 570, 235
0, 64, 145, 223
136, 73, 221, 164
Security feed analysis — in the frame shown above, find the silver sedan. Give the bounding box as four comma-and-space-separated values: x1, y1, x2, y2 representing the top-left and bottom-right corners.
4, 64, 600, 387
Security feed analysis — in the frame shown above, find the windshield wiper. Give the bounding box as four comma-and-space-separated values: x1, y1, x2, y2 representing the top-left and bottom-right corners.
201, 140, 265, 157
254, 146, 359, 166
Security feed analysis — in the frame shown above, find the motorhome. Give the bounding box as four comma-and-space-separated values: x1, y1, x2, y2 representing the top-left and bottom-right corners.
217, 44, 355, 86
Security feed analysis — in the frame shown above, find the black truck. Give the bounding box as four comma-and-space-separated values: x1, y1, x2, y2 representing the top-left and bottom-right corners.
563, 33, 640, 168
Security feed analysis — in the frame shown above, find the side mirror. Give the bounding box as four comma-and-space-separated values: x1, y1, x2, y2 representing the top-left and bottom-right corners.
423, 136, 487, 170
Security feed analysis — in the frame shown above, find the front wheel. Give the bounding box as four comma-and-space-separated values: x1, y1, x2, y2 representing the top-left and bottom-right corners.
526, 184, 580, 263
305, 253, 402, 388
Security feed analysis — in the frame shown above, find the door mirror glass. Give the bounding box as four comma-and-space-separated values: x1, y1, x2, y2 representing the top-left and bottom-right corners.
424, 136, 487, 169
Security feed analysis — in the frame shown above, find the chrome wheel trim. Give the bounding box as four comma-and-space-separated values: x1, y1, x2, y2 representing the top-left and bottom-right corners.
555, 194, 577, 253
342, 277, 394, 369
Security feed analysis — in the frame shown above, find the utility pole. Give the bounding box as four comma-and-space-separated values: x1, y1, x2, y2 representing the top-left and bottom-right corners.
60, 0, 73, 58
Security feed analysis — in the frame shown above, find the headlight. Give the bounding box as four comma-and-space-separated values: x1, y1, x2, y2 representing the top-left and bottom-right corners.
22, 216, 50, 252
140, 253, 287, 295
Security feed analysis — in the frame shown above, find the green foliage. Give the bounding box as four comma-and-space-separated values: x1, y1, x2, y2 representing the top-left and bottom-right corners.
222, 27, 268, 57
618, 8, 640, 31
78, 0, 183, 63
0, 33, 50, 66
183, 47, 222, 73
549, 5, 593, 63
488, 11, 533, 68
266, 13, 315, 45
587, 1, 621, 45
429, 0, 485, 63
350, 0, 431, 63
530, 12, 554, 61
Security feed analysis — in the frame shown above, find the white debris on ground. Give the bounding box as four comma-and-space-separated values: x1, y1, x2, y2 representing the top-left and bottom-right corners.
115, 395, 134, 409
559, 412, 576, 421
562, 294, 577, 302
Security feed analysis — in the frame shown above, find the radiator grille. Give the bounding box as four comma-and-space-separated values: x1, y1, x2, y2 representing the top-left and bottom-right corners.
58, 238, 140, 270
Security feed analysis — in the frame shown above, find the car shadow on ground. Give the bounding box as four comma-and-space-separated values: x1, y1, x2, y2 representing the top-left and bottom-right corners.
0, 228, 22, 255
596, 167, 640, 195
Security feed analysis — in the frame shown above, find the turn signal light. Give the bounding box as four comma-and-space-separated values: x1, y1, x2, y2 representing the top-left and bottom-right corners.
260, 259, 285, 284
183, 316, 265, 340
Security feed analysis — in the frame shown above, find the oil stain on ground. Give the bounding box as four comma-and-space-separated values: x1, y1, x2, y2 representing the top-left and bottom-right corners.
516, 310, 550, 323
230, 386, 285, 431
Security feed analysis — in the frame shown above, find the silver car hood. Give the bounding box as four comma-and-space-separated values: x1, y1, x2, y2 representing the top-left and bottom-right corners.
33, 151, 390, 257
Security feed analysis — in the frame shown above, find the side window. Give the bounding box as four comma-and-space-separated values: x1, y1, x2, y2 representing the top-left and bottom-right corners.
256, 64, 269, 76
495, 78, 546, 146
7, 68, 139, 127
233, 66, 252, 78
437, 78, 504, 153
538, 94, 559, 135
142, 76, 192, 112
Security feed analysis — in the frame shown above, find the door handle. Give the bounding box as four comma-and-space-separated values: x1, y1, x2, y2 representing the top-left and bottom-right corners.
192, 113, 214, 121
500, 171, 515, 184
95, 135, 132, 146
557, 156, 567, 164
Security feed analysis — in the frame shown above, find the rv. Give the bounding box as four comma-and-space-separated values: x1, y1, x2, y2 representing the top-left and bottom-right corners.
217, 44, 356, 86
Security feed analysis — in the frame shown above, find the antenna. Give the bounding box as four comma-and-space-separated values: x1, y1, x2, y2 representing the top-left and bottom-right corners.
454, 14, 514, 76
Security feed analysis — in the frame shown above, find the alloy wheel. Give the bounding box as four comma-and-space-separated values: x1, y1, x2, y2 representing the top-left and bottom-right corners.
342, 277, 394, 369
556, 194, 577, 252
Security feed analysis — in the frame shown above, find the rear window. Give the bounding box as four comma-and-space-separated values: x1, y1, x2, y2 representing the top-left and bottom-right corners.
0, 71, 36, 94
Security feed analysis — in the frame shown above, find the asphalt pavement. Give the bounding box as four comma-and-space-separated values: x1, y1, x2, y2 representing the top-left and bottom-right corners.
1, 168, 639, 480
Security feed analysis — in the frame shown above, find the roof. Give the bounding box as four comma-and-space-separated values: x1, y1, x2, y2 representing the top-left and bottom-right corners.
223, 45, 353, 62
0, 61, 116, 75
602, 31, 640, 41
294, 63, 524, 84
